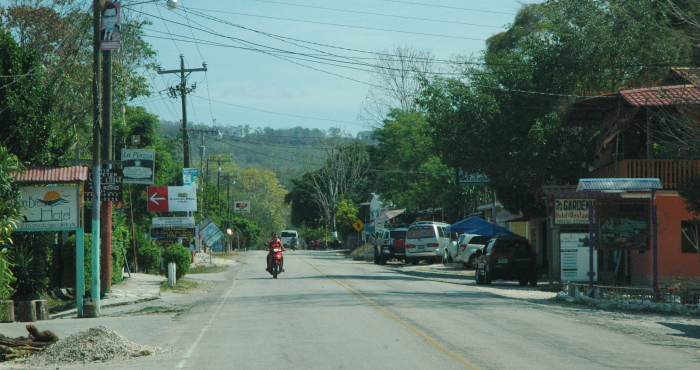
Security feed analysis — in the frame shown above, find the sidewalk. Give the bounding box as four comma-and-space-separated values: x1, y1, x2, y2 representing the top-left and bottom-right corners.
51, 252, 238, 318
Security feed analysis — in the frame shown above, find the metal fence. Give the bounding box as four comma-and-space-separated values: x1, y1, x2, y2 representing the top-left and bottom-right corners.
565, 283, 700, 304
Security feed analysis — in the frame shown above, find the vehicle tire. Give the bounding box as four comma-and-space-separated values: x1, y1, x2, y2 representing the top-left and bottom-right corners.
484, 265, 492, 285
462, 263, 470, 269
518, 278, 528, 286
443, 250, 451, 264
373, 247, 380, 265
475, 267, 484, 285
467, 255, 478, 270
530, 273, 538, 287
272, 262, 279, 279
379, 252, 388, 265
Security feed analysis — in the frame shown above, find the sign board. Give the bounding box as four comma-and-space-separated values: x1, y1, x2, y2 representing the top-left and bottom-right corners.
374, 218, 384, 229
182, 168, 199, 187
555, 199, 592, 224
352, 219, 365, 232
121, 149, 155, 184
152, 217, 195, 227
100, 1, 121, 51
456, 170, 489, 186
200, 221, 224, 247
16, 185, 80, 230
150, 227, 197, 238
147, 186, 197, 212
85, 168, 123, 202
233, 200, 251, 213
596, 201, 649, 250
560, 233, 597, 282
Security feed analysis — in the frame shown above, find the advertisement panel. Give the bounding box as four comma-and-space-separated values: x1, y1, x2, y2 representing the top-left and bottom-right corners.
233, 200, 251, 213
85, 168, 123, 202
200, 221, 224, 247
560, 233, 597, 282
554, 198, 592, 224
121, 149, 155, 184
16, 185, 80, 230
596, 201, 649, 250
150, 227, 197, 238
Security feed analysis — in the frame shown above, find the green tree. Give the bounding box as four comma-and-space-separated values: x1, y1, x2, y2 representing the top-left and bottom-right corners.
369, 110, 482, 220
335, 199, 358, 241
419, 0, 695, 215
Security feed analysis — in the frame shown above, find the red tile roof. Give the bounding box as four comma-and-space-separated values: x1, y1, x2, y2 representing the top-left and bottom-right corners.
619, 85, 700, 107
16, 166, 89, 183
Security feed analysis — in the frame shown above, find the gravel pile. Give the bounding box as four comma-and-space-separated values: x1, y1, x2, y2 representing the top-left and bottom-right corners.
19, 326, 167, 366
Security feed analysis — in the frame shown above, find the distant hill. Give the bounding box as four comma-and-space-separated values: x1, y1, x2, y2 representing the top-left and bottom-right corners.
157, 121, 370, 190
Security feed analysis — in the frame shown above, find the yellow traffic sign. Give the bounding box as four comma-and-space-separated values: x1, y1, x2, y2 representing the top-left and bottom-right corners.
352, 219, 365, 232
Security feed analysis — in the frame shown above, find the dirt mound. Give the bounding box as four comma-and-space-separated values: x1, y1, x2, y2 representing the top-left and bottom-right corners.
19, 325, 167, 366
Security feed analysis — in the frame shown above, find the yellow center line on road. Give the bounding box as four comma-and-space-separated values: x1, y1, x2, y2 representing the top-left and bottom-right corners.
300, 257, 482, 370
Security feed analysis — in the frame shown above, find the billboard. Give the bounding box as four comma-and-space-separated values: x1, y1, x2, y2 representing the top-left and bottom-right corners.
121, 149, 155, 184
16, 185, 80, 230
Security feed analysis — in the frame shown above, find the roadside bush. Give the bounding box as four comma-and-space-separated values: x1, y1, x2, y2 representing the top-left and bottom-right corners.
137, 245, 162, 274
162, 244, 190, 280
61, 233, 92, 292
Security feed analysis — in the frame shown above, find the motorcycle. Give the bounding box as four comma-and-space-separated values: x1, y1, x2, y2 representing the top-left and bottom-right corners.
268, 246, 284, 279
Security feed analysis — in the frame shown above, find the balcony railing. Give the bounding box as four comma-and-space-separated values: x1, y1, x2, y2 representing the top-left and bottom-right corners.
589, 159, 700, 190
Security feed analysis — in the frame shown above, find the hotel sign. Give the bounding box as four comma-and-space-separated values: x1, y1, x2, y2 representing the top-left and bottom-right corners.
16, 185, 80, 230
555, 199, 593, 225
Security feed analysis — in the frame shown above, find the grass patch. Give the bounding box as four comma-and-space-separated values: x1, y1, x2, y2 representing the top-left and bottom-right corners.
160, 279, 200, 293
188, 265, 230, 274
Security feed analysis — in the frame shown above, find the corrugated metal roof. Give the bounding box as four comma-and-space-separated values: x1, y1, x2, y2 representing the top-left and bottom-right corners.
619, 85, 700, 107
16, 166, 89, 183
577, 178, 662, 192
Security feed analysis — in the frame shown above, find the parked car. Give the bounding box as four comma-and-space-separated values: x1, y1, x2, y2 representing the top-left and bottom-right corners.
452, 234, 492, 268
404, 221, 451, 265
373, 227, 408, 265
475, 236, 538, 286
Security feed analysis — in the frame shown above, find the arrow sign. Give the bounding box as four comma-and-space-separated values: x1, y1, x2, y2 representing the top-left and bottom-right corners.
148, 186, 198, 212
147, 187, 168, 212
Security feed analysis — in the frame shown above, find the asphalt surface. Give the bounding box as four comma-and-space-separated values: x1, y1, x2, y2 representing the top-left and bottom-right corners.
0, 251, 697, 370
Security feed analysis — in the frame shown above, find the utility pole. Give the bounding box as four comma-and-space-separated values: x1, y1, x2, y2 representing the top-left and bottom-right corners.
100, 37, 113, 295
158, 55, 207, 168
89, 0, 104, 317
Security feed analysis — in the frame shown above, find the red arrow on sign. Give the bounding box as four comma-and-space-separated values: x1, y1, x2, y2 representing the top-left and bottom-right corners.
147, 187, 169, 212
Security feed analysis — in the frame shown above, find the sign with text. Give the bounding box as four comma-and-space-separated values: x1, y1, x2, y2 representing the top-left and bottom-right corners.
16, 185, 80, 230
150, 227, 197, 238
85, 168, 123, 202
200, 221, 224, 247
560, 233, 597, 282
147, 186, 197, 212
152, 217, 196, 227
233, 200, 251, 213
555, 199, 593, 224
456, 170, 489, 186
121, 149, 155, 184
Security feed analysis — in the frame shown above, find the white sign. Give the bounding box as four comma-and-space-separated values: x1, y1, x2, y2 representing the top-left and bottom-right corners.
375, 218, 384, 229
456, 170, 490, 186
122, 149, 155, 184
147, 186, 197, 212
16, 185, 79, 230
560, 233, 597, 282
152, 217, 195, 227
555, 199, 593, 224
233, 200, 251, 213
200, 221, 224, 247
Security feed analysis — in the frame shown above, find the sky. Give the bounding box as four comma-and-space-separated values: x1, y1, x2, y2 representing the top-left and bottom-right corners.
123, 0, 540, 137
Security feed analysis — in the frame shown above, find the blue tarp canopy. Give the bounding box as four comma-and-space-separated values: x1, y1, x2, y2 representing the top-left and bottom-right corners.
447, 216, 518, 237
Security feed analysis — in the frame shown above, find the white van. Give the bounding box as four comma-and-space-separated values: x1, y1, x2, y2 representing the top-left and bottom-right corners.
280, 230, 298, 247
404, 221, 451, 265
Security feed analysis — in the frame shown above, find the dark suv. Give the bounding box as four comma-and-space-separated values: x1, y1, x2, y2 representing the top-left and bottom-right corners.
475, 236, 538, 287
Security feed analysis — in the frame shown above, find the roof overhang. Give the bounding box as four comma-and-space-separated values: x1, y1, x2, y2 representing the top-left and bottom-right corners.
576, 178, 663, 193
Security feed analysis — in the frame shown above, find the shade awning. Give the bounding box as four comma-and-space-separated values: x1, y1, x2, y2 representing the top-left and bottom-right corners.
576, 178, 663, 192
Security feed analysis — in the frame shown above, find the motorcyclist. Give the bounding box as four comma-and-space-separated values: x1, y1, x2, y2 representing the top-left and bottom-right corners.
266, 232, 285, 273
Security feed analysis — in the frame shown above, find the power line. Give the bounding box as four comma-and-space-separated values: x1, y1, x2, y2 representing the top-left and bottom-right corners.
241, 0, 504, 29
379, 0, 517, 15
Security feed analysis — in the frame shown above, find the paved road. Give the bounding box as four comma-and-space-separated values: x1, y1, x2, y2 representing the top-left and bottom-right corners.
5, 251, 700, 369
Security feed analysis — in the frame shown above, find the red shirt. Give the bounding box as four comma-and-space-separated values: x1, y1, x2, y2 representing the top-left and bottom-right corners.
268, 238, 283, 252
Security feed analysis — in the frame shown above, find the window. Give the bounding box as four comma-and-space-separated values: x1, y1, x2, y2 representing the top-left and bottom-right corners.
408, 226, 435, 239
681, 220, 700, 254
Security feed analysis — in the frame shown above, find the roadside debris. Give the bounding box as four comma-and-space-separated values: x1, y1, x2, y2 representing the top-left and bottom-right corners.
13, 325, 167, 366
0, 325, 57, 361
